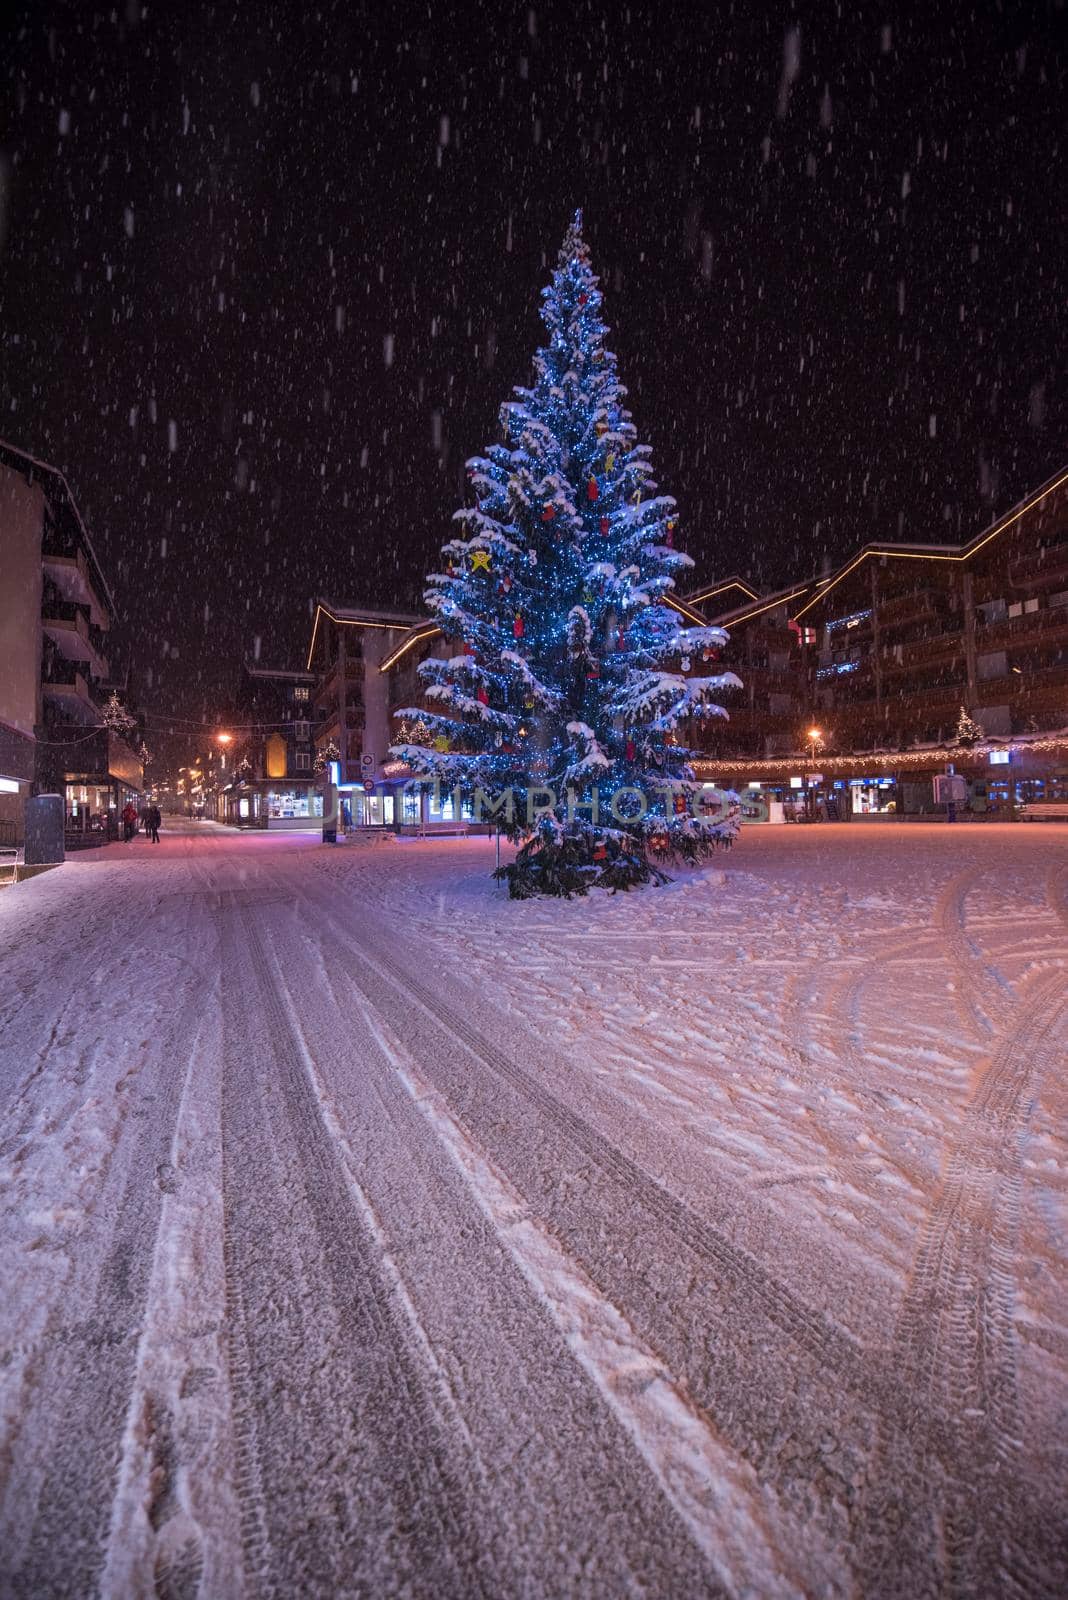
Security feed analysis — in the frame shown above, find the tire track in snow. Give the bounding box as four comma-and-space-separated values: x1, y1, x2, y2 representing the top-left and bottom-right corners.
99, 992, 243, 1600
287, 872, 880, 1561
0, 830, 208, 1060
262, 913, 730, 1598
216, 896, 494, 1599
854, 967, 1068, 1599
0, 912, 211, 1597
935, 865, 1015, 1039
1047, 865, 1068, 937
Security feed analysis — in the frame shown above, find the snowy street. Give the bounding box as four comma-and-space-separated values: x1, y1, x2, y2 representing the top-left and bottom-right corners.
1, 821, 1066, 1597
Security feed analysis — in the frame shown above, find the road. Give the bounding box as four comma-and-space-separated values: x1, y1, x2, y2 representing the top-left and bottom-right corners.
0, 820, 1065, 1598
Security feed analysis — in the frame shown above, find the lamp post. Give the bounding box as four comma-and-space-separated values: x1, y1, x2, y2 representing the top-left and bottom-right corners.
805, 727, 824, 821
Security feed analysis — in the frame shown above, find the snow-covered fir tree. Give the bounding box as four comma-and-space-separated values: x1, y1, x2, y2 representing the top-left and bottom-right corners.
393, 211, 741, 894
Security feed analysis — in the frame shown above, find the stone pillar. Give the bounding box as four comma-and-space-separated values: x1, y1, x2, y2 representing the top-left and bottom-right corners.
361, 629, 390, 777
336, 624, 349, 778
961, 569, 978, 702
870, 563, 883, 709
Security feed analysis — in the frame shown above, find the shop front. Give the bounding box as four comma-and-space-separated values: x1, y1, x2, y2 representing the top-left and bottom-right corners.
0, 720, 35, 846
265, 784, 323, 828
36, 727, 143, 845
221, 780, 323, 828
848, 777, 899, 817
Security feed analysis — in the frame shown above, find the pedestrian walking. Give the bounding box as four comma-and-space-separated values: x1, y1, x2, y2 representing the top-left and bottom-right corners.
146, 804, 162, 844
121, 801, 138, 842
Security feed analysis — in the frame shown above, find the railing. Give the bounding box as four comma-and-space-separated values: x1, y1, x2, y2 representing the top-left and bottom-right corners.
1008, 544, 1068, 590
42, 662, 98, 703
976, 606, 1068, 648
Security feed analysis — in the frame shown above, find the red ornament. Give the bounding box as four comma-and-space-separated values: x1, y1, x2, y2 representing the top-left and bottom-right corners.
476, 686, 489, 706
666, 521, 675, 548
513, 613, 524, 639
541, 504, 555, 522
578, 293, 588, 307
599, 516, 609, 535
625, 738, 636, 761
593, 842, 607, 863
587, 478, 599, 502
617, 628, 626, 650
587, 660, 600, 679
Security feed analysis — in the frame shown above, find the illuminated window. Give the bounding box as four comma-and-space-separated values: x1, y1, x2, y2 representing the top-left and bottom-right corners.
293, 686, 310, 702
265, 733, 287, 778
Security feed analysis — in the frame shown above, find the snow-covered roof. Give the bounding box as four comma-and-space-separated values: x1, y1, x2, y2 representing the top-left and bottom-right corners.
682, 575, 761, 609
705, 581, 819, 627
243, 664, 317, 683
792, 460, 1068, 624
316, 599, 425, 626
306, 600, 428, 670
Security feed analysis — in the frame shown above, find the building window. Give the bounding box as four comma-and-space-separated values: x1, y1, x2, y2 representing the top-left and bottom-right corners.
292, 720, 311, 740
267, 788, 323, 819
293, 686, 310, 702
294, 750, 311, 772
265, 733, 287, 778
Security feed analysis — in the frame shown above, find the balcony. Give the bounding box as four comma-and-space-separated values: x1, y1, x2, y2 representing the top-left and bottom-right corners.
976, 607, 1068, 653
41, 544, 109, 630
872, 588, 951, 636
313, 681, 364, 716
41, 597, 109, 679
1008, 544, 1068, 593
42, 663, 100, 724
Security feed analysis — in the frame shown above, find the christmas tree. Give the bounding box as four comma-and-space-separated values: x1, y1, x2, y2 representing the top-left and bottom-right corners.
101, 691, 137, 735
392, 211, 741, 895
952, 706, 984, 748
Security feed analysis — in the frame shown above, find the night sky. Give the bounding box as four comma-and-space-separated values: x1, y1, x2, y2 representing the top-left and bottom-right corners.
1, 1, 1064, 739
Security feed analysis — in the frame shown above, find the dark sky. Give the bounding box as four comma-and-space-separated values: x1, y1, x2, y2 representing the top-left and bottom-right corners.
1, 1, 1064, 736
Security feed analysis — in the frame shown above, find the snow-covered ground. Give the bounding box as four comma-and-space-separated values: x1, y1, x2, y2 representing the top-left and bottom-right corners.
0, 819, 1065, 1597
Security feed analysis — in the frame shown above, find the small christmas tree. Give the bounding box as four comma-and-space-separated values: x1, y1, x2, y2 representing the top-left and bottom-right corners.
393, 212, 741, 895
101, 691, 137, 735
314, 738, 340, 774
952, 706, 984, 748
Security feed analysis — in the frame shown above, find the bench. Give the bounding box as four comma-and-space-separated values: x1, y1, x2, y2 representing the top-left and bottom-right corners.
0, 846, 19, 887
1019, 803, 1068, 821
